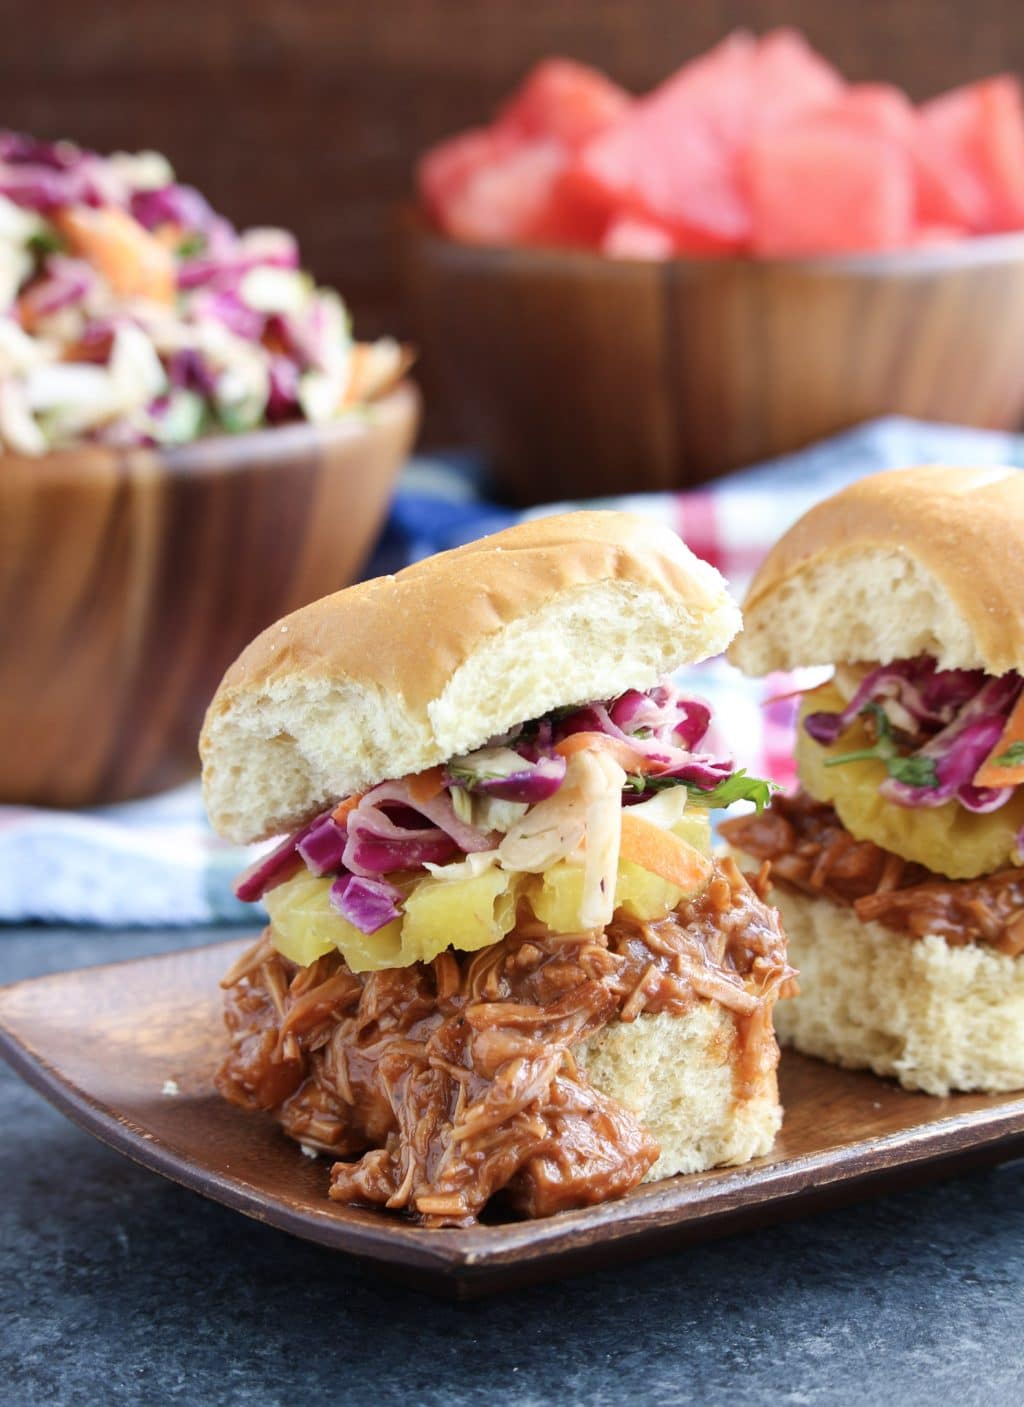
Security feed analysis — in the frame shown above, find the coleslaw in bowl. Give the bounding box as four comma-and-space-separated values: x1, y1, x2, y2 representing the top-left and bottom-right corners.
0, 131, 407, 456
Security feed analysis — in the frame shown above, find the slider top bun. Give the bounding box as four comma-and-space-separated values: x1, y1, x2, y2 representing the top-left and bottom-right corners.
729, 465, 1024, 678
202, 511, 740, 844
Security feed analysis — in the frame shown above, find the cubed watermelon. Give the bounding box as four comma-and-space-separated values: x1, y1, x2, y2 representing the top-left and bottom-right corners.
497, 58, 631, 150
977, 77, 1024, 228
438, 139, 568, 246
434, 139, 609, 247
417, 127, 516, 223
751, 28, 845, 129
748, 119, 914, 255
601, 213, 677, 259
572, 28, 850, 253
834, 84, 915, 138
572, 32, 758, 249
910, 223, 967, 247
922, 76, 1024, 231
793, 84, 978, 233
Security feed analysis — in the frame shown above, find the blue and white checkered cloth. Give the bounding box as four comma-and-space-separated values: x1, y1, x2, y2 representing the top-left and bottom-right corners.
4, 415, 1022, 927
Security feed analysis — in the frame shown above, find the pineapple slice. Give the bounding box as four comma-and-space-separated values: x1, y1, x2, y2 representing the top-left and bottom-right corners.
531, 803, 712, 932
264, 871, 405, 971
264, 789, 716, 969
400, 863, 519, 963
796, 681, 1024, 879
265, 864, 519, 972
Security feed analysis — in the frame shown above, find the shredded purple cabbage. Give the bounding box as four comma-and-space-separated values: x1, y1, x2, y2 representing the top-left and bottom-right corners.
130, 183, 216, 234
329, 874, 404, 934
296, 814, 348, 876
553, 690, 731, 793
232, 818, 318, 902
804, 656, 1023, 813
446, 753, 567, 803
805, 657, 986, 746
879, 675, 1021, 810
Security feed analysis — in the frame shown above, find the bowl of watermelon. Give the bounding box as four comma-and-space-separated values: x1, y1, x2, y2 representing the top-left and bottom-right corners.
407, 31, 1024, 502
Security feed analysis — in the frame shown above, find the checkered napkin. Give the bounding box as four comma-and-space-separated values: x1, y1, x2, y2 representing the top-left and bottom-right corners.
4, 415, 1022, 927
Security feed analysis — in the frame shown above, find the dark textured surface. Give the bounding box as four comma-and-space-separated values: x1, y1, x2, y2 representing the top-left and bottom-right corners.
2, 928, 1024, 1406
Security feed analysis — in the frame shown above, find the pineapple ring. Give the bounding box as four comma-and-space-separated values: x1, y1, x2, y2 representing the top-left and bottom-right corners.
796, 682, 1024, 880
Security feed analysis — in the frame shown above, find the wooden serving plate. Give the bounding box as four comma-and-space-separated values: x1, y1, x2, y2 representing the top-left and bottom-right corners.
2, 937, 1023, 1299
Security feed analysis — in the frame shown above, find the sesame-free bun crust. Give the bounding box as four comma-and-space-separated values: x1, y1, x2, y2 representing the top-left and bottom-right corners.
202, 511, 740, 843
729, 466, 1024, 676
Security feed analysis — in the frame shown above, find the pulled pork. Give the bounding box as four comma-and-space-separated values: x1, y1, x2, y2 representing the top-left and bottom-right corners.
216, 857, 790, 1227
721, 792, 1024, 957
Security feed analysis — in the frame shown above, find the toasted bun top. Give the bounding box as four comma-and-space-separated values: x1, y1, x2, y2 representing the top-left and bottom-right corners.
202, 511, 740, 842
729, 466, 1024, 677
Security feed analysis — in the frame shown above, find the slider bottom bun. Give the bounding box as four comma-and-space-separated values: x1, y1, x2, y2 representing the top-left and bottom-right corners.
579, 1005, 782, 1178
757, 885, 1024, 1097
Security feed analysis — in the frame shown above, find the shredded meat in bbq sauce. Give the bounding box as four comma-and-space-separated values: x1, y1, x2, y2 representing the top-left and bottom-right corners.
721, 791, 1024, 957
216, 856, 790, 1227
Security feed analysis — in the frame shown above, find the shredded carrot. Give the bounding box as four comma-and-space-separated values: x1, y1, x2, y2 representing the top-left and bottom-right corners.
407, 765, 445, 805
339, 344, 373, 409
555, 731, 661, 774
974, 692, 1024, 788
331, 793, 365, 824
56, 206, 176, 306
152, 222, 186, 251
619, 812, 712, 890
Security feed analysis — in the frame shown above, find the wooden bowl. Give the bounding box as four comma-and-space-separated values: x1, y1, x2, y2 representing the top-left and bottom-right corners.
0, 381, 420, 808
405, 221, 1024, 503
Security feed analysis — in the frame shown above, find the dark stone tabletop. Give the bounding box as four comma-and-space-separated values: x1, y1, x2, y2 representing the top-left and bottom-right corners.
2, 926, 1023, 1407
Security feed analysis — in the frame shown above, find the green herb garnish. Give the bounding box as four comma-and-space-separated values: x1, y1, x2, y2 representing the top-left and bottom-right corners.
177, 232, 206, 259
824, 701, 938, 789
446, 765, 510, 787
688, 770, 778, 813
28, 227, 63, 257
625, 769, 777, 813
995, 741, 1024, 767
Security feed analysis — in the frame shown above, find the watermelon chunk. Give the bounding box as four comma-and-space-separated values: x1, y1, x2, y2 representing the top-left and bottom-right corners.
791, 84, 978, 234
572, 28, 848, 252
748, 119, 914, 255
835, 83, 915, 138
572, 32, 758, 249
417, 127, 517, 223
438, 139, 568, 245
977, 77, 1024, 228
922, 76, 1024, 231
431, 139, 608, 247
497, 58, 631, 150
751, 27, 845, 129
601, 214, 676, 259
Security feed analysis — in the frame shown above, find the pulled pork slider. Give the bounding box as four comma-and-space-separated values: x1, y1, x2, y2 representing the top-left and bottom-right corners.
723, 466, 1024, 1096
202, 511, 789, 1226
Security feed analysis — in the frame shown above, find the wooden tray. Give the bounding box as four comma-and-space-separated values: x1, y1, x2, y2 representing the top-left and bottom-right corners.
2, 938, 1023, 1299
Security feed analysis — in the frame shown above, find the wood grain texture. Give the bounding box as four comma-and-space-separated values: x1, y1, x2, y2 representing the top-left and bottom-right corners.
4, 0, 1024, 354
406, 225, 1024, 500
0, 383, 419, 807
2, 935, 1023, 1298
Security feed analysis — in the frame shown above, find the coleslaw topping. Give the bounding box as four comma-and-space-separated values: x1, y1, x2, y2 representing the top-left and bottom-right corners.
803, 656, 1024, 814
233, 678, 774, 935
